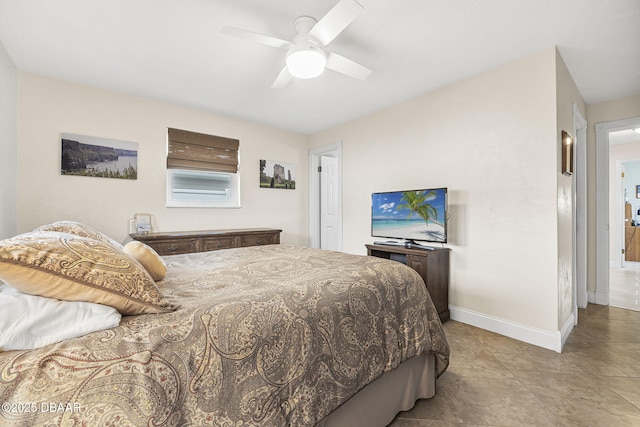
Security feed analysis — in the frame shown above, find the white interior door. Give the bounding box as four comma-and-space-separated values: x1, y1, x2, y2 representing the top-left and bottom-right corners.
320, 155, 340, 250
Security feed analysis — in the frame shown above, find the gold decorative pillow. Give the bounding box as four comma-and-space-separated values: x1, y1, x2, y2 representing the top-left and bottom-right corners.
0, 232, 175, 315
123, 241, 167, 281
34, 220, 123, 250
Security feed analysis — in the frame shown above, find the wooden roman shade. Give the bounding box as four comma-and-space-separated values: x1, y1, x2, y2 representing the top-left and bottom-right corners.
167, 128, 239, 173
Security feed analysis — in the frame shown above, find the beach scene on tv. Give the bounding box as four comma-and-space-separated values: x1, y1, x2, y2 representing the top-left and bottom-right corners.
372, 188, 447, 243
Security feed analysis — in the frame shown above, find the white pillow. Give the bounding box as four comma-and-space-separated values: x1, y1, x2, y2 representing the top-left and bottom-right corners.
0, 283, 122, 351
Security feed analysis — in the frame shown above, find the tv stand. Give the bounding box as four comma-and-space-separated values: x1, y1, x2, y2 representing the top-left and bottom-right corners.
373, 240, 436, 250
366, 243, 450, 322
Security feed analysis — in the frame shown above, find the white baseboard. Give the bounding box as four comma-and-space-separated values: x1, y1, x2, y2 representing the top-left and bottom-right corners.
449, 305, 564, 353
559, 312, 575, 350
594, 289, 609, 305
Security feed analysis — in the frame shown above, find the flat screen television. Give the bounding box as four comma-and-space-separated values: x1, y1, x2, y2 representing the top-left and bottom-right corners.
371, 187, 448, 244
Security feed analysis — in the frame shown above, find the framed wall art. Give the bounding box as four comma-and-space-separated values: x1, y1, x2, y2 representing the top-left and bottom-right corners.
259, 159, 296, 189
61, 133, 138, 180
561, 130, 574, 176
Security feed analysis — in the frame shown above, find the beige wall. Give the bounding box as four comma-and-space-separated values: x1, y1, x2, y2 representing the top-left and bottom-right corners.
0, 41, 17, 239
310, 48, 561, 334
586, 93, 640, 294
16, 72, 309, 245
554, 50, 586, 329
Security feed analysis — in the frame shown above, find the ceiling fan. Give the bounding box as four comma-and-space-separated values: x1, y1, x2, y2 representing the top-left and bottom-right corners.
221, 0, 372, 88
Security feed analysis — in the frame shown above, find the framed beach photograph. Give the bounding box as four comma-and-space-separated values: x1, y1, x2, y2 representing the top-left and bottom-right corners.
134, 213, 153, 234
260, 159, 296, 189
61, 133, 138, 180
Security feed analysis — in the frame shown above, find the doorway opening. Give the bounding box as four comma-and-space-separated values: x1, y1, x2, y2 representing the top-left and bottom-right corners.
595, 116, 640, 309
609, 129, 640, 312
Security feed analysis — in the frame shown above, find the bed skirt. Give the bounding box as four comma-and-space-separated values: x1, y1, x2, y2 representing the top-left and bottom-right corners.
319, 352, 436, 427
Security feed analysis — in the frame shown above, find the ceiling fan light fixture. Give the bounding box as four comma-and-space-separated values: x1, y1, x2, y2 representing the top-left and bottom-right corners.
286, 46, 326, 79
222, 0, 369, 88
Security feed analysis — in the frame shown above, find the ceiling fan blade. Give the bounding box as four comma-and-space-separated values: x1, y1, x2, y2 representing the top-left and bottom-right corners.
326, 52, 372, 80
309, 0, 363, 46
221, 25, 291, 49
271, 66, 293, 88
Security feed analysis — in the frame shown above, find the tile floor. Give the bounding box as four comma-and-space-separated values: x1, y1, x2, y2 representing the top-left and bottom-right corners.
390, 304, 640, 426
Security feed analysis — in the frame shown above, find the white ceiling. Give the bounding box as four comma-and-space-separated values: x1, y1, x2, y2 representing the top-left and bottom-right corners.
1, 0, 639, 134
611, 129, 640, 145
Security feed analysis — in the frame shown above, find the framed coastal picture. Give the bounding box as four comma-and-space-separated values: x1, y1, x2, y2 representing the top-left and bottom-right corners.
60, 133, 138, 180
134, 213, 153, 234
260, 159, 296, 189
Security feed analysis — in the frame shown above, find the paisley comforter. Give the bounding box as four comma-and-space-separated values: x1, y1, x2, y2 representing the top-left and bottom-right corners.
0, 245, 449, 426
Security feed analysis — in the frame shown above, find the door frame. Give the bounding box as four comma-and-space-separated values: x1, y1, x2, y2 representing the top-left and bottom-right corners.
309, 141, 343, 250
573, 104, 588, 320
617, 159, 629, 269
595, 116, 640, 305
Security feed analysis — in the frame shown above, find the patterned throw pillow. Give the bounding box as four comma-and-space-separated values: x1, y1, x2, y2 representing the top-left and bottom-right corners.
0, 231, 175, 315
123, 241, 167, 281
34, 220, 124, 250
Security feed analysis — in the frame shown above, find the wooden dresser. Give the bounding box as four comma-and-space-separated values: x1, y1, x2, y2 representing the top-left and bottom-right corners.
366, 244, 450, 322
130, 228, 282, 256
625, 226, 640, 261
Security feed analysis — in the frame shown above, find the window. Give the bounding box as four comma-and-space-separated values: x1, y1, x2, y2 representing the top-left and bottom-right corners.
166, 169, 239, 207
166, 128, 240, 208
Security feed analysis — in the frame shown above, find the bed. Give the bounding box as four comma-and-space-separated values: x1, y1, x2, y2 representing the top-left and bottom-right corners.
0, 223, 449, 426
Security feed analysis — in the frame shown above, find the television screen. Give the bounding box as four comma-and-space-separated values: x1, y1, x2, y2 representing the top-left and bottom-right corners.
371, 188, 448, 243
